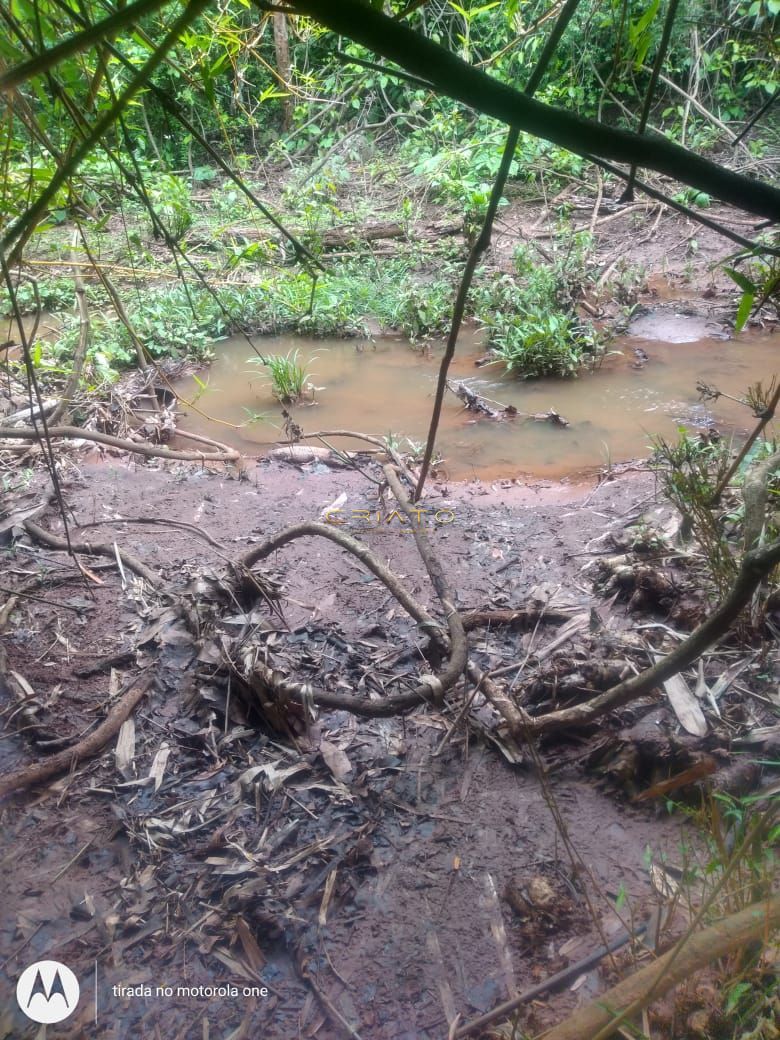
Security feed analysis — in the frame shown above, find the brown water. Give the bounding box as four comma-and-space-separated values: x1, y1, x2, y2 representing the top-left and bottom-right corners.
1, 312, 60, 354
174, 315, 778, 480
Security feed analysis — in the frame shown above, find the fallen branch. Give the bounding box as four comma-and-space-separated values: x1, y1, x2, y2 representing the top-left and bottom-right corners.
540, 894, 780, 1040
23, 518, 161, 585
75, 515, 227, 551
1, 399, 57, 424
461, 606, 578, 630
454, 923, 646, 1038
0, 674, 153, 798
521, 535, 780, 734
268, 444, 356, 466
446, 380, 517, 419
0, 424, 239, 462
238, 520, 462, 715
293, 429, 417, 489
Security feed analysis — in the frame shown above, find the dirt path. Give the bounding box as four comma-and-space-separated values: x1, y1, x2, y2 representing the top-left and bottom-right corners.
0, 456, 710, 1039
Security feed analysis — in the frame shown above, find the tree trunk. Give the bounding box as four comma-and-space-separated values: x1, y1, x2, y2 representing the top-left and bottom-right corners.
273, 13, 293, 132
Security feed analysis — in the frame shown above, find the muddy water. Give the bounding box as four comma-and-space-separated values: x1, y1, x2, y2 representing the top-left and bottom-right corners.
1, 312, 60, 354
174, 315, 778, 480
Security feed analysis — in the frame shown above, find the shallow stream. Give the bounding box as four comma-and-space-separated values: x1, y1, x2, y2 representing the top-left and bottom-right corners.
175, 311, 778, 480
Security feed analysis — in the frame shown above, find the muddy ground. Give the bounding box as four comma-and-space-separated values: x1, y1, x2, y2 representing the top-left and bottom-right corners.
0, 447, 778, 1040
1, 175, 779, 1038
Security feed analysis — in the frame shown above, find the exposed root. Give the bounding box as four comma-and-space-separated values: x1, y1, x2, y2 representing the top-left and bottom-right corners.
0, 424, 239, 462
23, 518, 162, 586
241, 521, 442, 636
0, 674, 153, 798
233, 482, 780, 736
237, 519, 461, 715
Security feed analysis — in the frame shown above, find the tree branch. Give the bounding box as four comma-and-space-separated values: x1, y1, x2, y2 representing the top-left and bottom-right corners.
290, 0, 780, 220
541, 893, 780, 1040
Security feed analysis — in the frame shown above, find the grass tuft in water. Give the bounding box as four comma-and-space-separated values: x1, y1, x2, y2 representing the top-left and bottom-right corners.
249, 348, 311, 404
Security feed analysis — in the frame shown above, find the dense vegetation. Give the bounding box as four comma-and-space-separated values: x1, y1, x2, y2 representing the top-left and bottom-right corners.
0, 1, 778, 385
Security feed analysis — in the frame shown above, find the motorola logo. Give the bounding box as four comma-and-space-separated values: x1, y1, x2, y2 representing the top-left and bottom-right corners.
16, 960, 80, 1024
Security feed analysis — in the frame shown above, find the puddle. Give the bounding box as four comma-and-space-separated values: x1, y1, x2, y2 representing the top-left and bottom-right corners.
1, 312, 60, 357
627, 309, 726, 343
173, 318, 778, 480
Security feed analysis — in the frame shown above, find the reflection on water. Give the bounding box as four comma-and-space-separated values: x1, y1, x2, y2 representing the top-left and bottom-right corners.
173, 321, 778, 480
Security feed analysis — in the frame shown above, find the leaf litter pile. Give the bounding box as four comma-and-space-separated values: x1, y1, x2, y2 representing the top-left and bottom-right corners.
0, 452, 778, 1039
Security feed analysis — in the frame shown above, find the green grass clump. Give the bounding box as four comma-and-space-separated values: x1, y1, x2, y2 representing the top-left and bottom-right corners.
249, 348, 311, 403
469, 236, 604, 379
482, 306, 599, 379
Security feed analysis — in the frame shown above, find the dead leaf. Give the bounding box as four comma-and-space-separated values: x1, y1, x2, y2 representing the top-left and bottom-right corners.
320, 491, 348, 520
320, 739, 352, 780
0, 500, 47, 542
115, 718, 136, 779
653, 658, 707, 736
633, 757, 717, 802
147, 742, 170, 792
236, 917, 266, 972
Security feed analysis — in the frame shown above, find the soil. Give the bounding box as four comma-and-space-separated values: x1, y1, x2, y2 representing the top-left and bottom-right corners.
1, 183, 778, 1039
0, 450, 777, 1040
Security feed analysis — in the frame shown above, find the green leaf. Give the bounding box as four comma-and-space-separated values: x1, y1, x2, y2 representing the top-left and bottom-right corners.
723, 266, 757, 294
471, 2, 501, 16
724, 981, 752, 1014
735, 291, 754, 332
633, 0, 661, 38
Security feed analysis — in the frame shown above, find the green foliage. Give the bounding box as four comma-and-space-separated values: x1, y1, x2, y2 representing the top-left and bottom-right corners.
723, 250, 780, 331
249, 348, 312, 403
13, 257, 458, 393
402, 108, 585, 211
470, 232, 604, 378
2, 0, 777, 406
0, 276, 74, 316
693, 791, 778, 912
672, 188, 712, 209
663, 789, 780, 1038
481, 305, 598, 378
145, 174, 194, 242
651, 428, 737, 594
